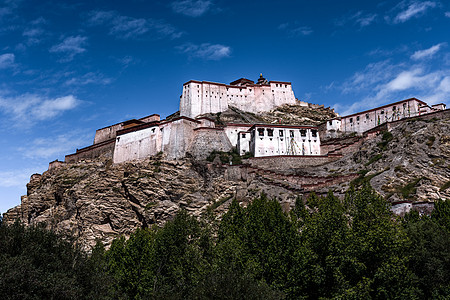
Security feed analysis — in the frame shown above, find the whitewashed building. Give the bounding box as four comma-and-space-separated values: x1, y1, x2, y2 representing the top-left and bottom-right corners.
179, 74, 299, 119
339, 98, 446, 133
242, 124, 321, 157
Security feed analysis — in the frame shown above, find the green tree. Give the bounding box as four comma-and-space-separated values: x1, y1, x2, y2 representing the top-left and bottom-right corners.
0, 221, 108, 300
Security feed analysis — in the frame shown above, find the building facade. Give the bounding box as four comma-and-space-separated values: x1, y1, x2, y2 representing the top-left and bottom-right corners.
179, 74, 298, 119
244, 124, 321, 157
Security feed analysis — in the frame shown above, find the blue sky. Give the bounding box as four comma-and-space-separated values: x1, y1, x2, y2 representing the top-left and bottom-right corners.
1, 0, 449, 214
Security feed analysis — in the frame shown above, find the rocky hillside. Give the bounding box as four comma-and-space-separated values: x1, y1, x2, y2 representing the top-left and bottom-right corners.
309, 116, 450, 203
3, 113, 449, 251
200, 103, 338, 125
3, 154, 302, 251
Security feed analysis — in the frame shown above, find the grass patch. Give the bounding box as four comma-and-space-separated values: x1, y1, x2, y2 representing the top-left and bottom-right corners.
377, 131, 393, 151
365, 154, 382, 166
145, 201, 158, 210
400, 177, 423, 199
350, 169, 385, 188
206, 148, 246, 165
207, 195, 233, 212
440, 181, 450, 192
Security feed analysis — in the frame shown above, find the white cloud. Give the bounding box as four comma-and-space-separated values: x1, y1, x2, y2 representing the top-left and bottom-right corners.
0, 93, 82, 125
171, 0, 212, 17
0, 53, 15, 69
0, 169, 35, 188
445, 12, 450, 17
411, 43, 444, 60
32, 95, 79, 120
278, 22, 313, 36
20, 131, 92, 160
86, 10, 182, 40
49, 36, 87, 62
177, 43, 231, 60
393, 1, 436, 23
65, 72, 112, 86
338, 56, 450, 115
336, 11, 378, 28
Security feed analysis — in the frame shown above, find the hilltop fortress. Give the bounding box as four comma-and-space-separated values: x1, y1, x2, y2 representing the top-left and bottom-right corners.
63, 74, 447, 166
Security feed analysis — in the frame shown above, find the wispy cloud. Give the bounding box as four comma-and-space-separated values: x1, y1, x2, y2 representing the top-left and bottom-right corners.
392, 1, 436, 23
0, 0, 21, 20
171, 0, 213, 17
445, 11, 450, 18
336, 11, 378, 28
49, 35, 87, 62
411, 43, 444, 60
0, 53, 15, 69
19, 131, 92, 160
86, 10, 182, 40
0, 93, 82, 126
0, 169, 36, 188
65, 72, 112, 86
278, 22, 313, 37
22, 17, 47, 46
177, 43, 231, 60
338, 59, 449, 115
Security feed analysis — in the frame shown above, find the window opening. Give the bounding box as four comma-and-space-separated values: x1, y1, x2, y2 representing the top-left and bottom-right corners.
257, 128, 264, 136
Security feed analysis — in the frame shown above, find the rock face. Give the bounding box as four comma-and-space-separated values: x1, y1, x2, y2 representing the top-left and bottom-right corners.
3, 154, 303, 251
3, 114, 449, 250
199, 104, 338, 125
310, 117, 450, 208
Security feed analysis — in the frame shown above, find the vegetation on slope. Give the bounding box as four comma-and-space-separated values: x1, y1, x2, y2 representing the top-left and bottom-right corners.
1, 185, 449, 299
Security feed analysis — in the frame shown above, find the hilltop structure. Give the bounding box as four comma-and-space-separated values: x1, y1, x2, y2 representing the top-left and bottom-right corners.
64, 75, 446, 165
179, 74, 305, 119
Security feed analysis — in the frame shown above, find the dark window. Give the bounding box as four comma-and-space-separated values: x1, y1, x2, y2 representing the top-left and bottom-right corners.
242, 133, 246, 138
279, 130, 283, 137
258, 128, 264, 136
329, 120, 332, 125
300, 129, 307, 137
366, 114, 369, 119
267, 129, 273, 137
311, 130, 317, 137
381, 110, 384, 114
350, 118, 353, 123
290, 130, 294, 137
393, 106, 396, 111
356, 116, 360, 121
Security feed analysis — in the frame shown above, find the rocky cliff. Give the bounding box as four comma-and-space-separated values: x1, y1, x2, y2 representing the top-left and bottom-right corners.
199, 103, 338, 125
3, 112, 449, 251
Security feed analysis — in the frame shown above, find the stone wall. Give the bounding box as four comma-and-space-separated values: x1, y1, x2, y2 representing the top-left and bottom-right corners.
188, 128, 233, 159
65, 139, 115, 163
94, 123, 123, 144
246, 155, 341, 171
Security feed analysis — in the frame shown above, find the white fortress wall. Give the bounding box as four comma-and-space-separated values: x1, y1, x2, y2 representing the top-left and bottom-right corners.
223, 124, 253, 148
250, 126, 320, 157
237, 131, 251, 155
180, 77, 298, 118
341, 98, 425, 133
113, 125, 162, 164
161, 118, 199, 160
